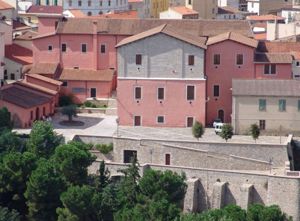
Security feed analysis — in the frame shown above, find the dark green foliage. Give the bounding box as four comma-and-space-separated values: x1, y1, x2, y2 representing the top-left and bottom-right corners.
192, 121, 205, 139
250, 124, 260, 142
26, 121, 63, 158
83, 101, 93, 107
0, 206, 20, 221
94, 160, 110, 191
53, 142, 96, 185
0, 152, 37, 216
0, 107, 12, 132
0, 130, 22, 154
95, 143, 113, 154
220, 124, 234, 142
25, 160, 66, 221
61, 105, 77, 121
59, 95, 74, 107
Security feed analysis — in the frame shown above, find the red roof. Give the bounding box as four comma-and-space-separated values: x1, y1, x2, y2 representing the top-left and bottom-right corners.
94, 10, 138, 19
170, 6, 198, 15
5, 44, 33, 65
247, 14, 285, 21
26, 5, 63, 14
0, 0, 13, 10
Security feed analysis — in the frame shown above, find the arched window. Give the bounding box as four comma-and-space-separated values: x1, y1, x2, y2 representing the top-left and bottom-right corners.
87, 11, 92, 16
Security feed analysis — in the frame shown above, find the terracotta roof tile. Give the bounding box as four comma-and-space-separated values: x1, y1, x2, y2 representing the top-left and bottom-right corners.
254, 53, 293, 64
247, 14, 285, 21
258, 41, 300, 60
68, 9, 86, 18
15, 30, 38, 40
26, 5, 63, 14
5, 44, 33, 65
116, 24, 207, 49
0, 84, 51, 108
26, 73, 62, 85
95, 10, 138, 19
170, 6, 198, 15
16, 81, 58, 95
0, 0, 13, 10
207, 32, 258, 48
232, 79, 300, 97
54, 18, 253, 37
28, 63, 59, 75
59, 69, 114, 81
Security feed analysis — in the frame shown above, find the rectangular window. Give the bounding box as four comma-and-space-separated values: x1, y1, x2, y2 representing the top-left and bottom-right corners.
188, 55, 194, 66
62, 81, 68, 86
10, 73, 15, 80
264, 64, 276, 74
124, 150, 137, 163
259, 120, 265, 130
259, 99, 266, 111
236, 54, 243, 65
136, 54, 142, 65
78, 0, 81, 6
165, 154, 170, 165
108, 0, 111, 6
72, 87, 85, 94
213, 54, 220, 65
88, 0, 91, 6
4, 70, 7, 80
134, 87, 141, 99
298, 100, 300, 111
81, 44, 87, 53
279, 99, 286, 112
157, 116, 164, 124
99, 0, 102, 6
213, 85, 219, 97
187, 117, 194, 127
134, 116, 141, 126
61, 43, 67, 52
187, 85, 195, 100
48, 45, 53, 51
157, 87, 164, 100
100, 44, 106, 53
30, 111, 33, 120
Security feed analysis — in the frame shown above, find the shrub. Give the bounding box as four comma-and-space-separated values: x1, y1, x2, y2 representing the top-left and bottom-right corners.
250, 124, 260, 142
220, 124, 234, 142
59, 95, 74, 107
95, 143, 113, 154
91, 104, 97, 108
192, 121, 205, 139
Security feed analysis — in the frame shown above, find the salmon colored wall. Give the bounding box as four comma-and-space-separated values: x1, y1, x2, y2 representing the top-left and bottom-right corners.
0, 100, 54, 128
255, 64, 292, 79
62, 80, 113, 103
117, 79, 206, 127
33, 35, 60, 64
38, 17, 60, 34
206, 40, 256, 126
26, 75, 60, 91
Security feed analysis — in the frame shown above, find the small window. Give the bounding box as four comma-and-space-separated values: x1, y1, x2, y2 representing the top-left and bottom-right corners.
298, 100, 300, 111
165, 154, 170, 165
136, 54, 142, 65
87, 11, 92, 16
259, 99, 266, 111
78, 0, 81, 6
157, 87, 164, 100
259, 120, 265, 130
213, 85, 219, 97
62, 81, 68, 86
279, 99, 286, 112
81, 44, 87, 53
68, 0, 72, 6
134, 87, 141, 99
88, 0, 91, 6
48, 45, 53, 51
4, 70, 7, 80
10, 73, 15, 80
187, 85, 195, 100
30, 111, 33, 120
100, 44, 106, 53
296, 61, 300, 67
214, 54, 220, 65
61, 43, 67, 52
236, 54, 243, 65
187, 117, 194, 127
157, 116, 164, 124
188, 55, 194, 66
134, 116, 141, 126
124, 150, 137, 163
264, 64, 276, 74
108, 0, 111, 6
99, 0, 102, 6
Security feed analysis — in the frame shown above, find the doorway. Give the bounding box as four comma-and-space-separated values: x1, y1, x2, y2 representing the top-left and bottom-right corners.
90, 88, 96, 98
35, 107, 40, 120
218, 109, 224, 122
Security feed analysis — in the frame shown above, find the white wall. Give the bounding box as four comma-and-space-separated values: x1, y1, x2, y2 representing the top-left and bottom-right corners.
159, 8, 182, 19
247, 1, 259, 14
3, 58, 23, 81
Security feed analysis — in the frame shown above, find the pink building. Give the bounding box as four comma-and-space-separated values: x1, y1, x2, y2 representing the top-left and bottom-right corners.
117, 24, 207, 127
205, 32, 293, 126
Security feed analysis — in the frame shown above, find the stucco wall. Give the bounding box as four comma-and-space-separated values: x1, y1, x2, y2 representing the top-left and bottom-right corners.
4, 58, 23, 80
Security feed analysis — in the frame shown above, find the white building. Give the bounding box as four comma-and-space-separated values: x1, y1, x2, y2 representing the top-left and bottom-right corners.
218, 0, 247, 11
247, 0, 292, 15
159, 6, 198, 19
63, 0, 129, 16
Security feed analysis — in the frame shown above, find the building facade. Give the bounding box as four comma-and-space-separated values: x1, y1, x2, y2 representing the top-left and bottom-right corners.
117, 25, 207, 127
186, 0, 218, 19
247, 0, 293, 15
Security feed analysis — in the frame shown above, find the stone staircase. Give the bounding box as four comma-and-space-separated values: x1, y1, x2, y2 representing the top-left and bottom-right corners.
105, 93, 117, 115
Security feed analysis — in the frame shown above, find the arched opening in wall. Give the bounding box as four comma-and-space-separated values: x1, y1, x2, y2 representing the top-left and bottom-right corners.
36, 107, 40, 121
87, 11, 92, 16
217, 109, 224, 123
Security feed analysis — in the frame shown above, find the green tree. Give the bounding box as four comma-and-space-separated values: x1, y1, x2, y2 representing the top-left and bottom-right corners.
0, 206, 20, 221
250, 124, 260, 143
192, 121, 205, 140
26, 121, 63, 158
0, 152, 37, 216
59, 95, 74, 107
220, 124, 234, 142
53, 142, 96, 185
93, 160, 110, 191
0, 130, 22, 154
61, 105, 77, 122
0, 107, 12, 132
25, 160, 66, 221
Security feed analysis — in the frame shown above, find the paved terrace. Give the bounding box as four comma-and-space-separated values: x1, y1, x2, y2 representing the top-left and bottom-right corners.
14, 113, 289, 145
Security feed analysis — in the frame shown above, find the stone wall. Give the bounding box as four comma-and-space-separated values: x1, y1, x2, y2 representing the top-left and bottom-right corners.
89, 161, 300, 221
